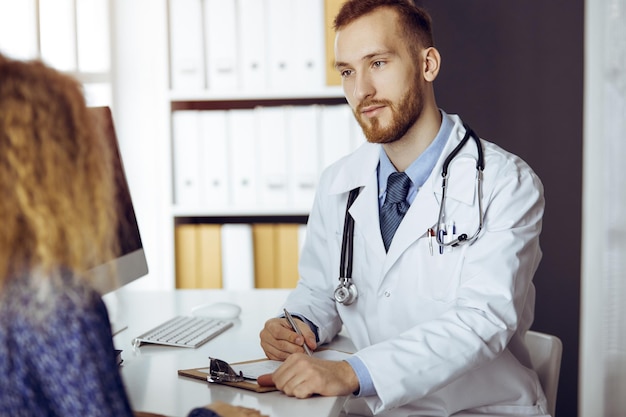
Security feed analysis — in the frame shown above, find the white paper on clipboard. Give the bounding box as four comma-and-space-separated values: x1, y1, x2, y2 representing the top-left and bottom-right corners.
231, 349, 353, 380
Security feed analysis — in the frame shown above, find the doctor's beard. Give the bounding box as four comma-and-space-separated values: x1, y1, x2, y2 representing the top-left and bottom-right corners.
354, 79, 424, 145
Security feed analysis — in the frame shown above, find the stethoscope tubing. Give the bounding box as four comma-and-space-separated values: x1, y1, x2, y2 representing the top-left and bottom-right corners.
336, 124, 484, 304
435, 124, 484, 247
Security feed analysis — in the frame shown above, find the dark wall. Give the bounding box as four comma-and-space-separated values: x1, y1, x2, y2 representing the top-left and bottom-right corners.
415, 1, 583, 415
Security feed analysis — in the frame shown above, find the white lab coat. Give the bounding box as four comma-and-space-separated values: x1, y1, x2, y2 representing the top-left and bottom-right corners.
284, 114, 549, 417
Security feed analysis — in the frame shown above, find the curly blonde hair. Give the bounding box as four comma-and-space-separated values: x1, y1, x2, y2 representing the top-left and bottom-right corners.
0, 53, 118, 292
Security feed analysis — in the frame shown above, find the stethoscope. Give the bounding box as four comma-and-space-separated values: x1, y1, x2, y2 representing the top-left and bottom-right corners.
334, 124, 485, 305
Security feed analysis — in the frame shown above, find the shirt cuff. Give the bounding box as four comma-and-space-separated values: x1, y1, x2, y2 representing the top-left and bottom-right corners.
281, 313, 320, 343
345, 356, 376, 397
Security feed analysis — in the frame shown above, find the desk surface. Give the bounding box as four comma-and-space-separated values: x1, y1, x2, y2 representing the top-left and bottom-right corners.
104, 288, 354, 417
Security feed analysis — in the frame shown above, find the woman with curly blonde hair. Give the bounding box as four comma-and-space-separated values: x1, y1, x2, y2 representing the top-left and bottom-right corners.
0, 53, 266, 417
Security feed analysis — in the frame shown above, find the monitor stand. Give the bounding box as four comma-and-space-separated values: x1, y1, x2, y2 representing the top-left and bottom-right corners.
102, 290, 128, 336
110, 321, 128, 336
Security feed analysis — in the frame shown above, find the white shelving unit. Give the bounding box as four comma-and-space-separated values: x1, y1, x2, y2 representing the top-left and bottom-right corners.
164, 0, 362, 289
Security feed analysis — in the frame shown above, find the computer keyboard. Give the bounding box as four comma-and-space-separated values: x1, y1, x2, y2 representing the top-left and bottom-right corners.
132, 316, 233, 348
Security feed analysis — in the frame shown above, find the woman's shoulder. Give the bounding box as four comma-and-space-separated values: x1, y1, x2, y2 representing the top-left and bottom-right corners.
2, 271, 109, 330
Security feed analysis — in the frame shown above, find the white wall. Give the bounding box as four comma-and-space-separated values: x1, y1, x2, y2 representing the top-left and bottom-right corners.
581, 0, 626, 415
111, 0, 173, 290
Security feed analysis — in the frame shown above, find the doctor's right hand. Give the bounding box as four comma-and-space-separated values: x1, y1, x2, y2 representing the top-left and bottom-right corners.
260, 317, 317, 360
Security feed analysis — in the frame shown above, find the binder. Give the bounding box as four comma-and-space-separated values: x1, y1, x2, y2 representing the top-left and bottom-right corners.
168, 0, 205, 91
199, 110, 230, 208
293, 0, 325, 89
221, 224, 255, 290
350, 113, 367, 150
257, 106, 289, 207
227, 109, 258, 208
319, 104, 353, 170
324, 0, 348, 86
197, 224, 223, 288
237, 0, 267, 91
172, 111, 201, 207
287, 105, 320, 210
252, 224, 277, 288
265, 0, 295, 90
175, 224, 198, 289
203, 0, 238, 91
275, 224, 300, 288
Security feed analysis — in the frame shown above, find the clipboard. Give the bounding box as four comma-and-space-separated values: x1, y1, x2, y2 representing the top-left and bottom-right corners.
178, 349, 352, 393
178, 358, 278, 393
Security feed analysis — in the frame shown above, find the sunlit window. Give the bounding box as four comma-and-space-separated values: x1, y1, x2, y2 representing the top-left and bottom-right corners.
0, 0, 112, 108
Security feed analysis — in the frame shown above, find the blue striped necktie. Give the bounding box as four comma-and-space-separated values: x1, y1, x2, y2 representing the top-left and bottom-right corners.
380, 172, 411, 252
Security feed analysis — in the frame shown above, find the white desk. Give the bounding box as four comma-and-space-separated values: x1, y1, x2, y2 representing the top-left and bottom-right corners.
103, 288, 354, 417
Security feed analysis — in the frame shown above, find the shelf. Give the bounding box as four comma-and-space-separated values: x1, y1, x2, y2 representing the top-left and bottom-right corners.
172, 206, 310, 218
174, 211, 309, 226
170, 92, 346, 111
168, 86, 344, 102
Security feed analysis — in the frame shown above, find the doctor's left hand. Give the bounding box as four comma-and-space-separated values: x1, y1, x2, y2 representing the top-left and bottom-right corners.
269, 354, 359, 398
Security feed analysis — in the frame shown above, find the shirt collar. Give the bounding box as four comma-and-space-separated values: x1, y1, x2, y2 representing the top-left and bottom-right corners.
378, 110, 453, 203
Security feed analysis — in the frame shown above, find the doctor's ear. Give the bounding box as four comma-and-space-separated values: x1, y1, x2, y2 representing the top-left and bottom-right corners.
422, 47, 441, 82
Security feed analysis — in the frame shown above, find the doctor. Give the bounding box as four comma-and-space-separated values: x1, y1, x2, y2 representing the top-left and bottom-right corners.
259, 1, 547, 416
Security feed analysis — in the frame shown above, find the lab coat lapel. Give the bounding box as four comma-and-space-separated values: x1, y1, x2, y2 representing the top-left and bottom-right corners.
328, 143, 386, 262
349, 175, 386, 259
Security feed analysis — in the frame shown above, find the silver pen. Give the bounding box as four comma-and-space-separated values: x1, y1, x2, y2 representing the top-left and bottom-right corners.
283, 308, 313, 356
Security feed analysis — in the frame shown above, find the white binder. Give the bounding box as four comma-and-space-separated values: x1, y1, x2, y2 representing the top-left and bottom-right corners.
169, 0, 205, 91
266, 0, 295, 90
319, 104, 354, 170
257, 106, 289, 207
237, 0, 267, 91
199, 111, 230, 208
227, 109, 258, 208
204, 0, 238, 91
172, 111, 202, 207
288, 105, 320, 210
221, 224, 255, 290
350, 113, 367, 150
293, 0, 325, 90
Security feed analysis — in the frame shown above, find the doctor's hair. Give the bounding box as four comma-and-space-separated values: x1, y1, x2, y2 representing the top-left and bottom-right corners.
334, 0, 435, 55
0, 52, 118, 294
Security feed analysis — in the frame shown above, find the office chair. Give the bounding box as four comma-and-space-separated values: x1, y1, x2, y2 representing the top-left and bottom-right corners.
525, 330, 563, 416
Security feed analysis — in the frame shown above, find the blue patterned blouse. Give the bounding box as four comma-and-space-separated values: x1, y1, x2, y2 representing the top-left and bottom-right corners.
0, 275, 217, 417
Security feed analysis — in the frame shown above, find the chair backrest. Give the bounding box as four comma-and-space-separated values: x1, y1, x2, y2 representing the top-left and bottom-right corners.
525, 330, 563, 416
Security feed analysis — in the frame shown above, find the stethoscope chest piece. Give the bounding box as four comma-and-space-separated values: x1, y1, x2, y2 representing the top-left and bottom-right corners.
334, 277, 358, 305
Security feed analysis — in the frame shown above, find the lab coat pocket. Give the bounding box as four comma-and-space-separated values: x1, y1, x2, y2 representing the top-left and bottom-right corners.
414, 235, 467, 302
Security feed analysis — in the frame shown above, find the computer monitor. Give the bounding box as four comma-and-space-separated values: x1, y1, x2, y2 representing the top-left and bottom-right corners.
87, 106, 149, 296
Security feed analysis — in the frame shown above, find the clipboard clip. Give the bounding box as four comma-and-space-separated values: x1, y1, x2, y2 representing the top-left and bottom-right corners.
208, 357, 245, 383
